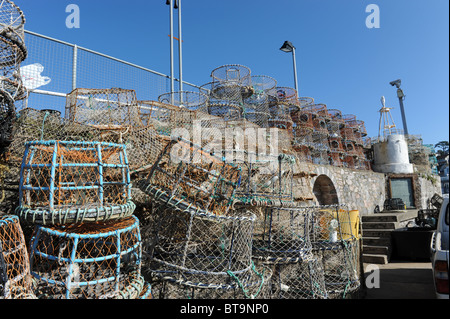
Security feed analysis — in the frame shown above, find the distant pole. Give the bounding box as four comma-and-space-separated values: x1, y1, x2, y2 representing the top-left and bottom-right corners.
291, 47, 299, 94
397, 90, 409, 136
389, 79, 408, 136
178, 0, 183, 93
280, 41, 299, 95
168, 0, 174, 99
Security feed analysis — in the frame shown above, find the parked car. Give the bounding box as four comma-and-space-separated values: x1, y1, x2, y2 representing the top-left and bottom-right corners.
430, 195, 449, 299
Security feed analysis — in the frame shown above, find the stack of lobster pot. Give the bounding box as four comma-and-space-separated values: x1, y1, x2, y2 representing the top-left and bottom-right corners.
15, 140, 152, 299
137, 137, 271, 299
0, 0, 28, 148
232, 150, 329, 299
310, 205, 364, 299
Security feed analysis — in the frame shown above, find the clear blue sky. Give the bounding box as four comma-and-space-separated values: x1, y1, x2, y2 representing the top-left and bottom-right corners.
15, 0, 449, 146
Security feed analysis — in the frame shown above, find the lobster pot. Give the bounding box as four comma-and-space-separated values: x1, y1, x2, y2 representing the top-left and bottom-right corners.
17, 141, 135, 225
149, 260, 272, 299
311, 132, 329, 165
314, 104, 330, 121
312, 240, 361, 299
329, 151, 343, 167
347, 119, 367, 136
137, 100, 186, 135
340, 127, 356, 142
0, 36, 26, 100
0, 89, 15, 147
328, 136, 344, 153
313, 116, 329, 135
243, 92, 270, 128
200, 81, 244, 124
343, 140, 358, 157
293, 126, 313, 149
310, 206, 362, 298
311, 148, 329, 165
295, 108, 314, 130
124, 125, 168, 172
310, 206, 358, 243
0, 0, 26, 56
253, 207, 313, 262
268, 102, 293, 130
211, 64, 252, 89
158, 91, 209, 113
353, 130, 364, 146
0, 215, 34, 299
140, 137, 241, 216
29, 216, 143, 299
343, 154, 356, 169
234, 152, 295, 203
275, 87, 303, 112
65, 88, 141, 129
143, 204, 257, 290
295, 144, 312, 163
327, 120, 344, 138
206, 101, 242, 122
8, 108, 103, 164
259, 256, 328, 299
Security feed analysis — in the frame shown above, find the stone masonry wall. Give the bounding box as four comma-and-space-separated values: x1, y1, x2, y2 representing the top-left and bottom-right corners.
292, 161, 386, 216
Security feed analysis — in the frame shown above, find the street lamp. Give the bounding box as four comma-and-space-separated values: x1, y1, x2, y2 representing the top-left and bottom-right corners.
280, 41, 299, 94
389, 79, 409, 136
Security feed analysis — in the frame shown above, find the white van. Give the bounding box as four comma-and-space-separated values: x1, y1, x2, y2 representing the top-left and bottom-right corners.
430, 195, 449, 299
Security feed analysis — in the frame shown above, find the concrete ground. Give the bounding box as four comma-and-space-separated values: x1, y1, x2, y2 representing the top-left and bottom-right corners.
363, 259, 436, 299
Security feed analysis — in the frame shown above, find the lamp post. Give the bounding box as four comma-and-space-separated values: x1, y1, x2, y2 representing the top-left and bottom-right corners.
280, 41, 299, 94
166, 0, 183, 102
389, 79, 409, 136
167, 0, 174, 98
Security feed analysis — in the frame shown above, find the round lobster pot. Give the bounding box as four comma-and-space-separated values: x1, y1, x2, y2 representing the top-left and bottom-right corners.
29, 216, 142, 299
310, 206, 362, 298
343, 140, 358, 156
211, 64, 252, 88
0, 0, 27, 62
234, 152, 295, 203
0, 89, 15, 147
329, 151, 344, 167
343, 154, 356, 169
149, 260, 272, 300
140, 137, 241, 216
261, 256, 328, 299
328, 136, 344, 153
340, 127, 356, 142
159, 91, 209, 112
143, 205, 257, 290
253, 207, 313, 262
313, 117, 329, 135
294, 144, 312, 163
16, 140, 135, 225
314, 104, 330, 121
0, 215, 34, 299
207, 102, 242, 121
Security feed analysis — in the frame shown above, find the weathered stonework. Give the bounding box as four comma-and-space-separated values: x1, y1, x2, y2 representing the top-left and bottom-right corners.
292, 161, 386, 215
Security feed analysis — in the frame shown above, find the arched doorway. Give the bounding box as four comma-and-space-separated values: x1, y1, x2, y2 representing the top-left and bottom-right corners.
313, 174, 339, 205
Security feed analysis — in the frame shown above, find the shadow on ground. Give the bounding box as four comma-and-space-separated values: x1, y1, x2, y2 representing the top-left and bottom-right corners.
363, 260, 436, 299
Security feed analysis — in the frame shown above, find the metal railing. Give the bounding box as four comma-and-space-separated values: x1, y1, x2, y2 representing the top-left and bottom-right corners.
21, 30, 201, 115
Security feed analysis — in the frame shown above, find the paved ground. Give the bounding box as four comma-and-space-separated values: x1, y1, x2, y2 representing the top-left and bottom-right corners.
363, 259, 436, 299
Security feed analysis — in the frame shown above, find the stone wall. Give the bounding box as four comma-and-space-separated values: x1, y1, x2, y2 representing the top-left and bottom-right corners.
292, 161, 386, 216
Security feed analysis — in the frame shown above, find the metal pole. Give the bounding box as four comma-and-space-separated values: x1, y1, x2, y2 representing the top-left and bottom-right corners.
292, 47, 299, 94
178, 0, 183, 94
169, 0, 174, 101
72, 44, 77, 91
397, 90, 409, 136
